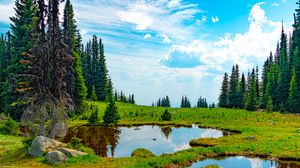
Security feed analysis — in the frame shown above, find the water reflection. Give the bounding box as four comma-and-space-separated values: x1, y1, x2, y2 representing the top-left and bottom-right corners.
63, 125, 223, 158
190, 156, 300, 168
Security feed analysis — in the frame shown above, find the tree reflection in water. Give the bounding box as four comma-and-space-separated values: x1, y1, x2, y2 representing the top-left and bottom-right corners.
63, 126, 121, 157
161, 126, 172, 139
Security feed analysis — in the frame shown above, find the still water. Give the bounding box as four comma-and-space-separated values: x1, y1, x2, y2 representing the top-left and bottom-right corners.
189, 156, 300, 168
63, 125, 223, 157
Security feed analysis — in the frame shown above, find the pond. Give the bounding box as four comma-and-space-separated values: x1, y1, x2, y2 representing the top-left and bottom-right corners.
62, 125, 224, 157
189, 156, 300, 168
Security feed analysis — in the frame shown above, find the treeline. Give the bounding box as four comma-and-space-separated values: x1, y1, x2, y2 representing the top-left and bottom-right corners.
152, 95, 215, 108
219, 2, 300, 113
152, 96, 171, 107
114, 90, 135, 104
0, 0, 122, 136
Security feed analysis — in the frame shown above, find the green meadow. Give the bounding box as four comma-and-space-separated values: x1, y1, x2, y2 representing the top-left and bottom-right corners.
1, 102, 300, 167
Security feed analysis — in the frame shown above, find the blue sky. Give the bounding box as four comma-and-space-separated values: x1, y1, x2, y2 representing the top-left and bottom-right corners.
0, 0, 297, 106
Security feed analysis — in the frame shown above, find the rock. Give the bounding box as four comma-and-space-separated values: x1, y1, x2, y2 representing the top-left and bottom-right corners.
245, 136, 256, 141
57, 148, 87, 157
54, 122, 68, 138
28, 136, 66, 157
45, 150, 68, 164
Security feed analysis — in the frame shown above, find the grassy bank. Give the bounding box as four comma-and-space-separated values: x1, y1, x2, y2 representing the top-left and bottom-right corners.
1, 101, 300, 167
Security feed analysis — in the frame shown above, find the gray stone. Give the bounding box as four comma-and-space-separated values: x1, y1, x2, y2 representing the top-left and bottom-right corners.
45, 150, 68, 164
28, 136, 66, 157
54, 122, 68, 138
57, 148, 87, 157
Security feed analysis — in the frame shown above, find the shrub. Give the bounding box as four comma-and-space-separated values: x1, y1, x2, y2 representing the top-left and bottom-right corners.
161, 109, 172, 121
88, 106, 100, 124
0, 114, 20, 136
131, 148, 155, 158
22, 136, 35, 149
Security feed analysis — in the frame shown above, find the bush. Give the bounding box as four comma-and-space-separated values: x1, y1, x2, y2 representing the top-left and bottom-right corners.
0, 114, 20, 136
161, 109, 172, 121
22, 136, 35, 149
88, 106, 100, 124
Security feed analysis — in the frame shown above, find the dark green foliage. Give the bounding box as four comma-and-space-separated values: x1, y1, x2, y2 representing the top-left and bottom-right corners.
180, 95, 191, 108
81, 36, 108, 102
245, 69, 258, 111
197, 97, 208, 108
114, 90, 135, 104
154, 96, 171, 107
219, 73, 229, 108
1, 0, 38, 120
103, 79, 120, 125
0, 114, 20, 136
88, 107, 99, 124
161, 109, 171, 121
22, 136, 34, 149
63, 0, 87, 112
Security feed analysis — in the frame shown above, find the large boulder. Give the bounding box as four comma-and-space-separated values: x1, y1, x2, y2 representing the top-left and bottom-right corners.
57, 148, 87, 157
45, 150, 68, 164
28, 136, 66, 157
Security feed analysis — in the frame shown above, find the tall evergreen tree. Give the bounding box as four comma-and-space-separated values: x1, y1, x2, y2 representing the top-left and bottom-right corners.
219, 73, 229, 108
2, 0, 38, 120
63, 0, 87, 111
103, 78, 119, 125
97, 38, 108, 101
246, 69, 257, 111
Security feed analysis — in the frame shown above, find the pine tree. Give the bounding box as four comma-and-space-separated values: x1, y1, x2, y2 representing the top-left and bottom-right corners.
246, 69, 257, 111
277, 26, 290, 110
103, 78, 119, 125
228, 66, 237, 108
219, 73, 229, 108
237, 73, 246, 108
3, 0, 38, 120
261, 54, 271, 109
63, 0, 87, 111
288, 47, 300, 112
97, 39, 108, 101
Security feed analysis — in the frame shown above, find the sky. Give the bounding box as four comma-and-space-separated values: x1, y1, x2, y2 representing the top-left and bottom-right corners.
0, 0, 297, 107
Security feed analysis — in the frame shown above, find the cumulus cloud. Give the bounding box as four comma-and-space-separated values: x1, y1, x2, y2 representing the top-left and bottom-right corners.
272, 2, 279, 6
212, 16, 219, 23
162, 34, 172, 44
161, 2, 291, 71
144, 34, 152, 39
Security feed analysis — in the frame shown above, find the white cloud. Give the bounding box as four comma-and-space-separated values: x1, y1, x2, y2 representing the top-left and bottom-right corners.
162, 34, 172, 44
167, 0, 181, 8
75, 0, 201, 41
212, 16, 219, 23
0, 2, 14, 23
196, 15, 207, 25
144, 34, 152, 39
282, 0, 288, 3
272, 2, 279, 6
117, 11, 154, 30
162, 2, 291, 71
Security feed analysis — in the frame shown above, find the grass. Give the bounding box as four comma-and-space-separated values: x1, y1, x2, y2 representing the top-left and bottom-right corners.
1, 101, 300, 167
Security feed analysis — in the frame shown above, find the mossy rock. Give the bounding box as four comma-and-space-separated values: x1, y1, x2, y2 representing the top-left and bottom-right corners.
201, 165, 220, 168
131, 148, 155, 158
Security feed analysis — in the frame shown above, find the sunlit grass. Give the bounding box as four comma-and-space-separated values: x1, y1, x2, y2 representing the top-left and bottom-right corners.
2, 101, 300, 167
